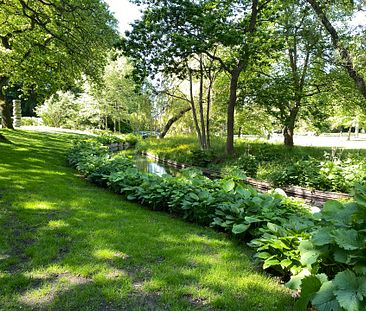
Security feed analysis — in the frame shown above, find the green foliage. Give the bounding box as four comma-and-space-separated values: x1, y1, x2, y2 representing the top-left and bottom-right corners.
269, 156, 366, 193
249, 219, 314, 276
190, 149, 217, 167
237, 154, 259, 177
286, 184, 366, 311
138, 136, 366, 193
95, 133, 124, 145
36, 91, 81, 128
0, 0, 118, 113
20, 117, 43, 126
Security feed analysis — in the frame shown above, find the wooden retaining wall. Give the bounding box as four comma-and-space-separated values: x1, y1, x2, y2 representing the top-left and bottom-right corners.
108, 142, 131, 152
141, 151, 350, 206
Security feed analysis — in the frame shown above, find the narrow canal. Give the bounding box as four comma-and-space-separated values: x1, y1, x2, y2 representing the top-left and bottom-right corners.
133, 156, 180, 176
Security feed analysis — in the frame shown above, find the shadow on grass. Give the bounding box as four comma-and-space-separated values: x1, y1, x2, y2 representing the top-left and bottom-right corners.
0, 130, 295, 310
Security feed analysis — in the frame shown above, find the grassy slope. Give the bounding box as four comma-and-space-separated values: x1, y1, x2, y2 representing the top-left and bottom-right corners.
0, 129, 294, 311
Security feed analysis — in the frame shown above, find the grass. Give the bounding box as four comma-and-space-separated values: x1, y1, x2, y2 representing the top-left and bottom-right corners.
0, 129, 295, 310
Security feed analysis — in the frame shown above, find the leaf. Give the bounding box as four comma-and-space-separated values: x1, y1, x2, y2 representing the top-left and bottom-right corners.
127, 194, 136, 200
334, 248, 349, 264
285, 268, 311, 290
256, 252, 272, 259
299, 240, 320, 266
295, 276, 321, 311
244, 216, 261, 223
263, 258, 280, 269
312, 281, 342, 311
189, 192, 199, 201
267, 222, 282, 234
236, 187, 251, 198
232, 223, 250, 234
354, 265, 366, 275
333, 229, 360, 250
280, 258, 293, 268
333, 270, 366, 311
222, 179, 235, 192
321, 200, 357, 225
312, 228, 334, 246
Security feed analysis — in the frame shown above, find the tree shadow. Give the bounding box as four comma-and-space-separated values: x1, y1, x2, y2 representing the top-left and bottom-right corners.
0, 130, 295, 310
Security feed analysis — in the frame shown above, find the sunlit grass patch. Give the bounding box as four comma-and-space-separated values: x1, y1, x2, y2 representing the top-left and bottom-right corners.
0, 129, 295, 310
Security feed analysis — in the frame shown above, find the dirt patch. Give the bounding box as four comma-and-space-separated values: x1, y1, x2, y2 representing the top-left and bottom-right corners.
182, 294, 212, 310
19, 272, 92, 307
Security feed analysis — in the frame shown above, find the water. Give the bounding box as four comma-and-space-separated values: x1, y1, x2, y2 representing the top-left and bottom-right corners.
133, 156, 179, 177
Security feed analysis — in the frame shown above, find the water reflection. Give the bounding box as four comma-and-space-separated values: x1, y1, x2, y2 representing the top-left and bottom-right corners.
133, 156, 178, 177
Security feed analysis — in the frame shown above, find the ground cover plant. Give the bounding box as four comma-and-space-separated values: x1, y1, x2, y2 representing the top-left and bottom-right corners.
0, 129, 296, 310
72, 135, 366, 311
136, 136, 366, 193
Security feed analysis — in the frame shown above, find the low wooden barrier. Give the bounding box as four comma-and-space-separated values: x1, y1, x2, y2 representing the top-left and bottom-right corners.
108, 142, 131, 152
141, 151, 350, 206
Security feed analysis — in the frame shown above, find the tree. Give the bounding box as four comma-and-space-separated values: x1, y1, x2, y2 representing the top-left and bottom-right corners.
306, 0, 366, 100
93, 56, 153, 132
124, 0, 277, 154
0, 0, 118, 129
245, 3, 329, 146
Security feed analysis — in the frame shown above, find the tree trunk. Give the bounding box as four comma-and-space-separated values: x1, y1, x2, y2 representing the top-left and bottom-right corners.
0, 97, 14, 129
0, 77, 14, 129
206, 77, 212, 148
283, 126, 294, 147
159, 106, 191, 138
226, 69, 241, 155
198, 57, 207, 149
188, 67, 203, 148
347, 125, 352, 141
306, 0, 366, 99
283, 106, 299, 147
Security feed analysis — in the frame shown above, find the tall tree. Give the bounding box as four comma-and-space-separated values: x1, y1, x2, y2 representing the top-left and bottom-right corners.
0, 0, 118, 128
306, 0, 366, 100
245, 3, 329, 146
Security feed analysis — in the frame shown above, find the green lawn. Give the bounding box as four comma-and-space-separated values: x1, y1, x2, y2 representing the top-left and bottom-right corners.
0, 129, 295, 310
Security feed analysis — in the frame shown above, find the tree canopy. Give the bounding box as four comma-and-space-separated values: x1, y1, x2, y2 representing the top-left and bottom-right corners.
0, 0, 118, 128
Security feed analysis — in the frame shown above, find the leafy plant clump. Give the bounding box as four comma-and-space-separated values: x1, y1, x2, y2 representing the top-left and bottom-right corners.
94, 131, 139, 146
285, 184, 366, 311
268, 156, 366, 193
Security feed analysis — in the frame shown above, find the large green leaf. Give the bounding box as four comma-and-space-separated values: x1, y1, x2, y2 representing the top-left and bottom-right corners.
232, 223, 250, 234
299, 240, 320, 266
285, 268, 311, 290
311, 228, 334, 246
263, 258, 280, 269
334, 248, 350, 264
333, 229, 360, 250
312, 281, 342, 311
321, 200, 354, 225
295, 276, 321, 311
333, 270, 366, 311
222, 179, 235, 192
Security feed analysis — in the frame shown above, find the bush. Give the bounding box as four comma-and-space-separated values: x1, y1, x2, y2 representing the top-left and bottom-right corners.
285, 184, 366, 311
21, 117, 43, 126
237, 154, 259, 177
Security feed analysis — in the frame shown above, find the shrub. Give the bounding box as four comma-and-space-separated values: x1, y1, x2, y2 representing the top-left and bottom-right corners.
21, 117, 43, 126
286, 184, 366, 311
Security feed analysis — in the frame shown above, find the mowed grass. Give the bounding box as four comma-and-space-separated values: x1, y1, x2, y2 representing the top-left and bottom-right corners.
0, 129, 295, 310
